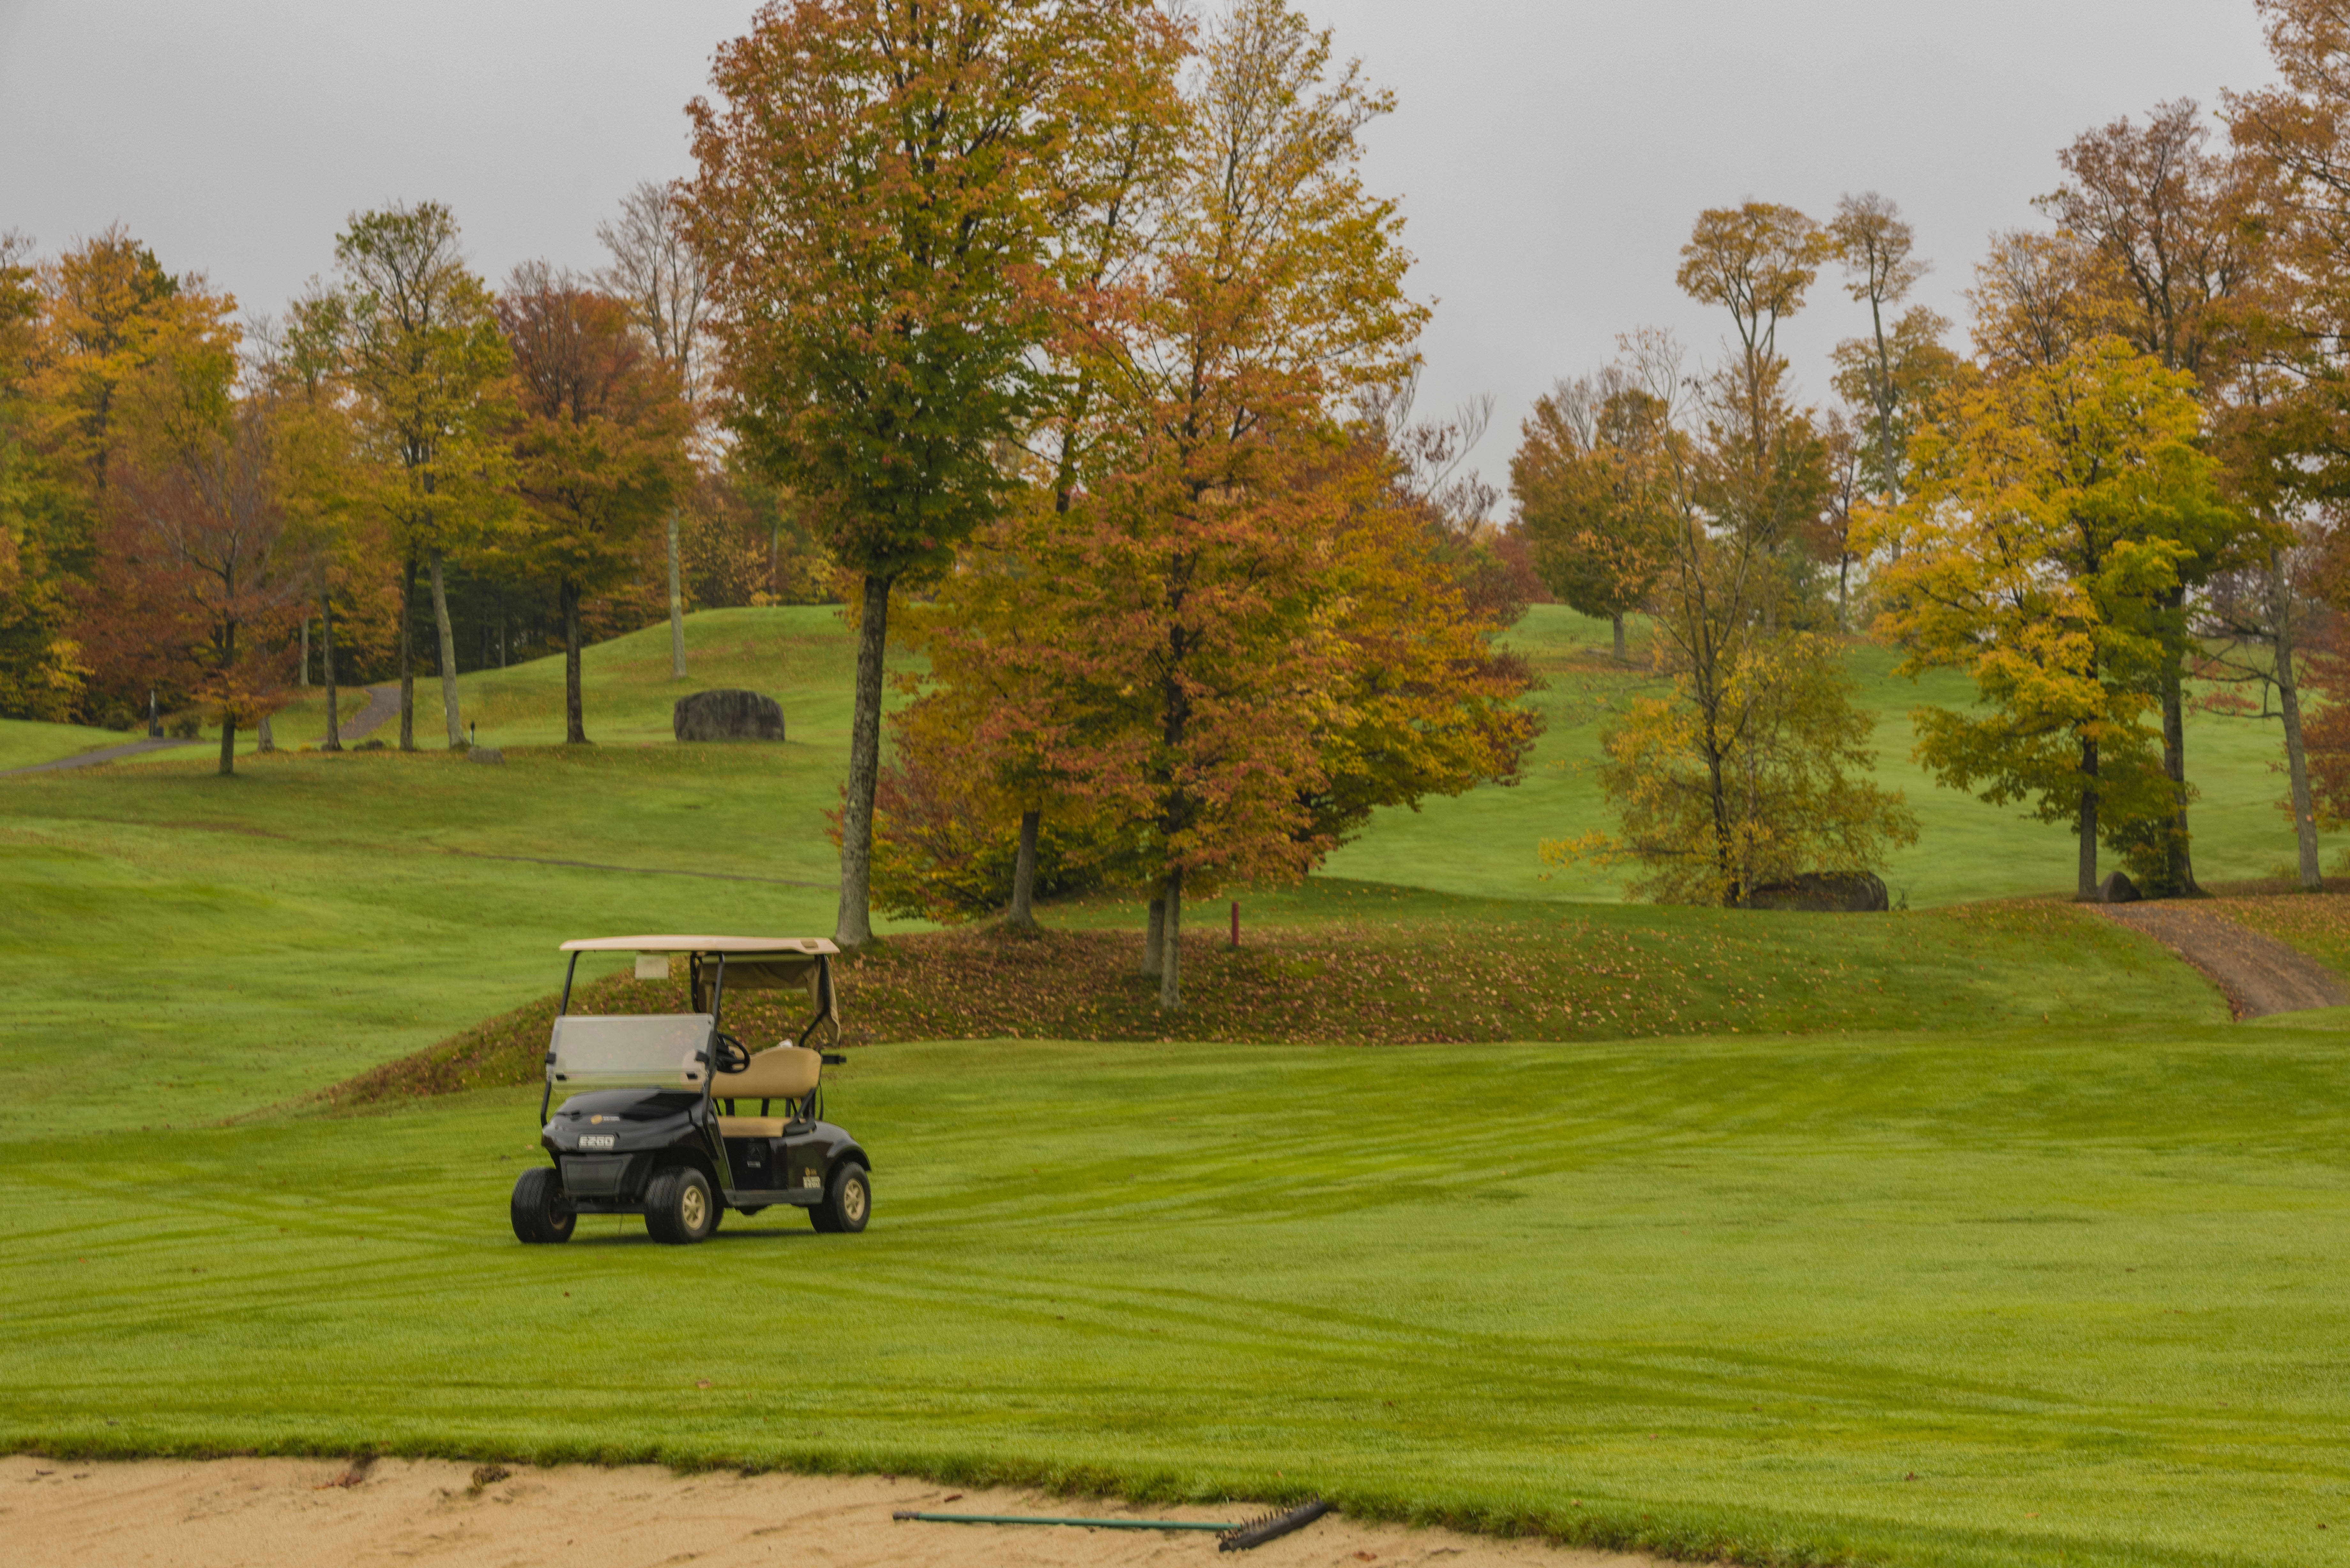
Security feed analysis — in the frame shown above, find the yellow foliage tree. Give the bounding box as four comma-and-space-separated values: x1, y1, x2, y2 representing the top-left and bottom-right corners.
1869, 337, 2231, 899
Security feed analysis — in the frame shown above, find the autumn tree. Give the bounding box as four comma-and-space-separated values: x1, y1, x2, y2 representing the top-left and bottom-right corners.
99, 301, 308, 774
250, 283, 375, 752
1050, 0, 1434, 1006
335, 201, 513, 751
495, 268, 690, 743
1872, 337, 2233, 900
2194, 527, 2326, 888
599, 180, 712, 682
1675, 202, 1833, 598
686, 0, 1171, 948
2042, 97, 2268, 894
1542, 331, 1915, 904
1824, 193, 1942, 518
0, 230, 83, 721
1509, 366, 1672, 661
2221, 0, 2350, 886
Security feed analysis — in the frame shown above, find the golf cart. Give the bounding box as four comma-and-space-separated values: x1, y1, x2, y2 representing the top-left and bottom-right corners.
509, 935, 872, 1246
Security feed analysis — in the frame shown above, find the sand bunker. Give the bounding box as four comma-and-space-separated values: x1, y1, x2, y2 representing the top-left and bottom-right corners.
2, 1455, 1668, 1568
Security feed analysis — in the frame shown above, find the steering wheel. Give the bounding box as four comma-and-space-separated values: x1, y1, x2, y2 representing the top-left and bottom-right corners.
712, 1033, 752, 1074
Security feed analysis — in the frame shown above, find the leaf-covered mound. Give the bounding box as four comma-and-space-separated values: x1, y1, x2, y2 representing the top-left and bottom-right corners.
325, 898, 2210, 1107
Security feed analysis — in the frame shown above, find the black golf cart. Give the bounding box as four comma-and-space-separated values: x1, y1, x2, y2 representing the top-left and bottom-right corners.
509, 935, 872, 1246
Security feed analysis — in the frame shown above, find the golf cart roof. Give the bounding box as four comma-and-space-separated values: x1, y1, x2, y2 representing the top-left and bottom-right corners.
559, 935, 840, 956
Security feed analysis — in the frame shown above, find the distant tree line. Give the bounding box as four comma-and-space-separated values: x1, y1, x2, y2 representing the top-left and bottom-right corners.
0, 191, 838, 761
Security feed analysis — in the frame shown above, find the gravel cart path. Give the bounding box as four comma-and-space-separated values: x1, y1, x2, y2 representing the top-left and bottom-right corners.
0, 1457, 1665, 1568
2100, 902, 2350, 1018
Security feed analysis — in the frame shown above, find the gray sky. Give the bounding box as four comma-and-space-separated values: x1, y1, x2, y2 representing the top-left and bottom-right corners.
0, 0, 2281, 502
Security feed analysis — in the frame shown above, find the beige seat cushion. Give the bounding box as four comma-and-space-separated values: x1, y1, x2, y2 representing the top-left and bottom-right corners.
716, 1044, 819, 1100
716, 1115, 789, 1138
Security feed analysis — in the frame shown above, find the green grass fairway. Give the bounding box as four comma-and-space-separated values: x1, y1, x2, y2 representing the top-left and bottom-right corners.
8, 1025, 2350, 1568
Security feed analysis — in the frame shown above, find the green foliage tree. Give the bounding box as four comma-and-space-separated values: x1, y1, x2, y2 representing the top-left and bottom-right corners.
685, 0, 1172, 948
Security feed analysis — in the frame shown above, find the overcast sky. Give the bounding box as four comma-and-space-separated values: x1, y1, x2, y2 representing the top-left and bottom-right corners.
0, 0, 2283, 503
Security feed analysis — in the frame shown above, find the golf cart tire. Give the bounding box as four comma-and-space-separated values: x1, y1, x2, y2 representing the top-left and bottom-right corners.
813, 1163, 870, 1235
645, 1166, 720, 1245
511, 1167, 575, 1245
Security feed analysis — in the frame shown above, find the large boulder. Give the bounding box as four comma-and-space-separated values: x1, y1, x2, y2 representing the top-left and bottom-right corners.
673, 689, 786, 743
2096, 870, 2140, 904
1740, 871, 1890, 913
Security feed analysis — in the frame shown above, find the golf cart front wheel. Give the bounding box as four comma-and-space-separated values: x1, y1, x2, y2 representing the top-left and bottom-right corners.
812, 1163, 870, 1235
644, 1166, 720, 1245
511, 1166, 574, 1245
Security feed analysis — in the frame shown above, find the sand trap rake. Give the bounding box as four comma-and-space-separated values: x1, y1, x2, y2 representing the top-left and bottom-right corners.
892, 1497, 1331, 1551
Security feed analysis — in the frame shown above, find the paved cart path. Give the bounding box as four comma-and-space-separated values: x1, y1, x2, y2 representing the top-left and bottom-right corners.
2100, 901, 2350, 1018
0, 736, 201, 777
337, 682, 401, 743
0, 1457, 1663, 1568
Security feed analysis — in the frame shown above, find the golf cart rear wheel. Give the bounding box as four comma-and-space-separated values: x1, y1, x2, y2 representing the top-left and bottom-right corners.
644, 1166, 720, 1245
511, 1166, 574, 1245
812, 1163, 870, 1235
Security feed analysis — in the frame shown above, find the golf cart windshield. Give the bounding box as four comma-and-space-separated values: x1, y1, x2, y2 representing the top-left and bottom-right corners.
548, 1014, 714, 1091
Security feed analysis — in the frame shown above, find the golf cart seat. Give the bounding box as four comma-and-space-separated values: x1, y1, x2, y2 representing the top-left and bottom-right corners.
714, 1044, 820, 1137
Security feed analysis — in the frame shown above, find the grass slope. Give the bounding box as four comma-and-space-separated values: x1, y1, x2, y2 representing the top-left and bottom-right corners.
1322, 608, 2345, 907
0, 609, 869, 1139
0, 716, 134, 772
9, 1025, 2350, 1568
337, 895, 2218, 1109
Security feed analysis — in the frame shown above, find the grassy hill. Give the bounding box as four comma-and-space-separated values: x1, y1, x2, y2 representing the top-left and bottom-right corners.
6, 603, 2348, 1568
1321, 607, 2344, 907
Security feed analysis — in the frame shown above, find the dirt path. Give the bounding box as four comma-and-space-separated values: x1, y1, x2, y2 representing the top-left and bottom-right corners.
0, 737, 202, 777
2100, 902, 2350, 1018
0, 1457, 1665, 1568
338, 682, 402, 743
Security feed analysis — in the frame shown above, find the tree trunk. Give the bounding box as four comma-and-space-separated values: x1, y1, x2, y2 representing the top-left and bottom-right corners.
2077, 734, 2100, 901
1611, 612, 1626, 663
1157, 868, 1184, 1011
322, 585, 340, 752
834, 573, 894, 949
429, 547, 462, 749
2157, 591, 2197, 895
562, 578, 588, 745
1007, 808, 1041, 929
299, 618, 309, 688
667, 510, 688, 678
2274, 547, 2322, 892
217, 619, 238, 777
398, 553, 417, 751
1140, 896, 1164, 975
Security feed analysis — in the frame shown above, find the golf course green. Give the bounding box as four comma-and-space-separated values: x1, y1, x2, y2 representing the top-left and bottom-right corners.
4, 604, 2347, 1567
